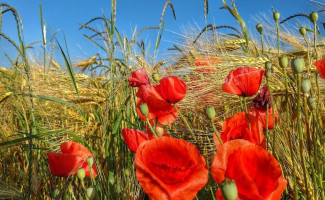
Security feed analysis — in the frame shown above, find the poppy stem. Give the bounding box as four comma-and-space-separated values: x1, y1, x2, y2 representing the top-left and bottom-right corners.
146, 117, 158, 137
266, 79, 277, 157
276, 20, 280, 55
81, 180, 90, 200
283, 66, 299, 200
266, 103, 269, 150
211, 121, 223, 145
173, 104, 197, 143
297, 73, 310, 199
242, 97, 251, 131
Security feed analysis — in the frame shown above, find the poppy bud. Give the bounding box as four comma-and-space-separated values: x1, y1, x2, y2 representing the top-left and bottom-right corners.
299, 27, 306, 36
220, 178, 238, 200
301, 79, 311, 93
265, 61, 272, 70
139, 103, 149, 116
273, 12, 280, 21
152, 73, 159, 81
265, 70, 272, 78
279, 56, 288, 68
291, 58, 305, 73
155, 125, 164, 137
205, 106, 216, 120
51, 189, 59, 199
87, 157, 94, 167
308, 97, 316, 110
309, 12, 318, 23
256, 23, 263, 34
77, 168, 86, 180
86, 187, 96, 200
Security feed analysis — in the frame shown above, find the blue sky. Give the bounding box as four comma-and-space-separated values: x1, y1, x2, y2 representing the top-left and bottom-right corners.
0, 0, 316, 67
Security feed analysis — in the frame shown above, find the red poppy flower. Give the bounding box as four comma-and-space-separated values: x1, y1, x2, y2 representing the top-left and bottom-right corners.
211, 140, 287, 200
222, 67, 265, 97
159, 76, 187, 104
47, 142, 97, 177
314, 58, 325, 79
128, 68, 150, 87
214, 112, 266, 148
194, 57, 222, 72
121, 128, 155, 152
135, 137, 208, 200
136, 85, 179, 125
249, 107, 279, 130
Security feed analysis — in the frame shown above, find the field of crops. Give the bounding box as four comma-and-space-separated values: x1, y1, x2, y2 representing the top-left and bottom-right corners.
0, 0, 325, 199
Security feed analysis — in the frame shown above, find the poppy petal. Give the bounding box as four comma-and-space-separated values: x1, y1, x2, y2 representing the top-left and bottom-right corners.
128, 68, 150, 87
314, 58, 325, 79
122, 128, 151, 152
47, 152, 84, 177
135, 137, 208, 200
60, 142, 94, 160
159, 76, 187, 104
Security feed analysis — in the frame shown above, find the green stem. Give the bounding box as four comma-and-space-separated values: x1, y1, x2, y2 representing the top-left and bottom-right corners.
81, 180, 90, 200
174, 104, 197, 143
260, 33, 264, 55
266, 103, 269, 150
276, 21, 280, 55
266, 79, 277, 156
242, 97, 251, 131
211, 121, 223, 145
283, 68, 298, 200
297, 74, 310, 199
146, 117, 158, 137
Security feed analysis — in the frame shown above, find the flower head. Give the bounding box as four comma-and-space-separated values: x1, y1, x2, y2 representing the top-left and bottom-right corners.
252, 85, 271, 110
222, 67, 264, 97
214, 112, 265, 148
314, 58, 325, 79
194, 56, 222, 73
135, 137, 208, 200
128, 68, 150, 87
47, 142, 97, 178
159, 76, 187, 104
211, 140, 287, 200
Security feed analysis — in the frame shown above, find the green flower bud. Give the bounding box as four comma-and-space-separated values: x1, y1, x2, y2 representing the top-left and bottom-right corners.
265, 61, 273, 70
310, 12, 318, 23
299, 27, 306, 36
205, 106, 216, 120
308, 97, 316, 110
279, 56, 288, 68
291, 58, 305, 73
273, 12, 280, 21
87, 157, 94, 167
77, 168, 86, 180
220, 179, 238, 200
139, 103, 149, 116
301, 79, 311, 93
86, 187, 96, 200
265, 70, 272, 78
51, 189, 60, 199
256, 23, 263, 34
152, 73, 159, 81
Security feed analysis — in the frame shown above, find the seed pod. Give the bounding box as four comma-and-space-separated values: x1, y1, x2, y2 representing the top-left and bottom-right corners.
301, 79, 311, 93
256, 23, 263, 34
220, 179, 238, 200
265, 70, 272, 78
279, 56, 288, 68
291, 58, 305, 73
139, 103, 149, 116
86, 187, 96, 200
308, 97, 316, 110
273, 12, 280, 21
155, 125, 164, 137
205, 106, 216, 120
87, 157, 94, 167
77, 168, 86, 180
152, 73, 159, 81
309, 12, 318, 23
265, 61, 272, 70
299, 27, 306, 36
